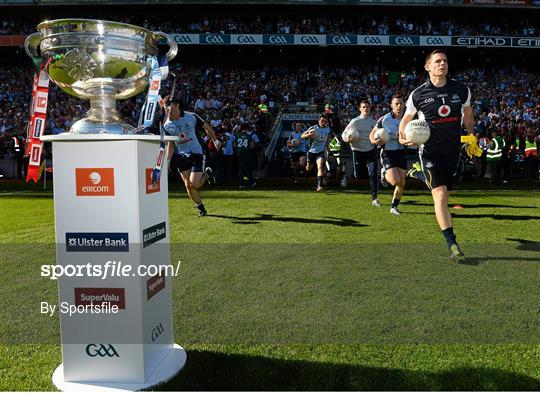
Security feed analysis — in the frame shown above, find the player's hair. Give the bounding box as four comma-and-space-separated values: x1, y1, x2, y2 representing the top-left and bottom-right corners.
359, 99, 370, 107
425, 49, 447, 63
391, 93, 403, 101
169, 94, 185, 109
319, 114, 329, 120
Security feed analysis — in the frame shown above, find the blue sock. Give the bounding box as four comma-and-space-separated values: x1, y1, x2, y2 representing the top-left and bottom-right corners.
442, 227, 457, 248
392, 198, 400, 208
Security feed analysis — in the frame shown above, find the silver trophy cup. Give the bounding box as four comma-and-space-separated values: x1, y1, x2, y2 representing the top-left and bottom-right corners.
25, 19, 178, 134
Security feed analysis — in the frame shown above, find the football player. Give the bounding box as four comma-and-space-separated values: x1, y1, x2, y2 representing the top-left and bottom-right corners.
399, 49, 475, 263
287, 122, 307, 183
164, 97, 221, 216
302, 115, 331, 192
370, 94, 407, 215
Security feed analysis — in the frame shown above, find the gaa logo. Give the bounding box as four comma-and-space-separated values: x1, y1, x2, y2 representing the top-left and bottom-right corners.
395, 36, 415, 45
151, 322, 164, 342
237, 35, 256, 44
86, 344, 119, 357
300, 35, 319, 44
426, 37, 444, 45
438, 105, 451, 117
268, 35, 287, 44
174, 35, 193, 44
362, 36, 383, 45
331, 36, 351, 45
204, 35, 225, 44
76, 168, 115, 196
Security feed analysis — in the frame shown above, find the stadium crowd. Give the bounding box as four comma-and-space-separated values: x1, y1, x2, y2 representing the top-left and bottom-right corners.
1, 59, 539, 182
0, 15, 537, 37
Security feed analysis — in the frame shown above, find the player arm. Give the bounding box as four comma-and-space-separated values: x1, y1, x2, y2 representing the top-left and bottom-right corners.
166, 141, 175, 162
399, 113, 416, 146
400, 92, 418, 145
341, 120, 355, 143
202, 122, 222, 150
370, 117, 385, 145
301, 127, 314, 139
463, 106, 475, 134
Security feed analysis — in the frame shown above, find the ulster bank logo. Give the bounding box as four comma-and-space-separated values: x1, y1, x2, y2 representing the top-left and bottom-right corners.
143, 222, 166, 248
66, 232, 129, 252
76, 168, 114, 196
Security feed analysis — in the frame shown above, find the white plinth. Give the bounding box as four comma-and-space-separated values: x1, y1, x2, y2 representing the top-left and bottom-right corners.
47, 136, 185, 390
52, 344, 187, 392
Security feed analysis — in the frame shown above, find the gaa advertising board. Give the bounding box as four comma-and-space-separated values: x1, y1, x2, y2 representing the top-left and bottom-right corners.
171, 33, 540, 48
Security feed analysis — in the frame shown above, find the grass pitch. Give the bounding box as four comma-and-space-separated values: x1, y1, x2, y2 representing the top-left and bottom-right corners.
0, 182, 539, 390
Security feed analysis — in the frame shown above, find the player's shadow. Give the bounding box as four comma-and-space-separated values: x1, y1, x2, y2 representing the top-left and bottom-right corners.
463, 256, 540, 265
506, 238, 540, 252
406, 212, 540, 221
157, 349, 540, 390
452, 213, 540, 221
209, 213, 367, 228
401, 201, 538, 209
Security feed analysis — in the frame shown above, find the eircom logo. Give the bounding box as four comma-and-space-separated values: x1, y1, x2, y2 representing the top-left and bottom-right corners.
146, 168, 160, 194
76, 168, 115, 196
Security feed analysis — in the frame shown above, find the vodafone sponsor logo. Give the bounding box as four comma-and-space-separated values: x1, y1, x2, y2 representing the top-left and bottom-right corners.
75, 287, 126, 309
432, 116, 458, 124
438, 105, 451, 117
76, 168, 115, 196
146, 168, 160, 194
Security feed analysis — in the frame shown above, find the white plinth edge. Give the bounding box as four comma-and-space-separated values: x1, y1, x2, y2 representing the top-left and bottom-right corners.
52, 344, 187, 392
41, 134, 178, 142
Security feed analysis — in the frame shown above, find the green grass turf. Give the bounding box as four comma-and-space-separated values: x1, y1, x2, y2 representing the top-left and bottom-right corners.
0, 184, 539, 390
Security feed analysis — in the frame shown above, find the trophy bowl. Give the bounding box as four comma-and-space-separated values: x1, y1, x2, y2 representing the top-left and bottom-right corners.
25, 19, 177, 134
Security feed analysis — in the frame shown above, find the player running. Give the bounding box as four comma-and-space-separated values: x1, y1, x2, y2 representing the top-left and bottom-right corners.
342, 100, 380, 206
370, 94, 407, 215
164, 97, 221, 216
399, 49, 475, 263
287, 121, 307, 184
302, 114, 331, 192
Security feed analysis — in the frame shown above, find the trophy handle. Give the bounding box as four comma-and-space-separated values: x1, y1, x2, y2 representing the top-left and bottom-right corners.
154, 32, 178, 62
24, 32, 42, 60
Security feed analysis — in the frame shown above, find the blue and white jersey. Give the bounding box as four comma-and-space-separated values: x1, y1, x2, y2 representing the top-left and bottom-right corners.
223, 131, 235, 156
289, 131, 307, 153
164, 111, 205, 156
308, 125, 331, 154
376, 112, 404, 151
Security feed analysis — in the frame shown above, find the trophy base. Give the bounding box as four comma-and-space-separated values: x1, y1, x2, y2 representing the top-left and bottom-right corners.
70, 118, 135, 135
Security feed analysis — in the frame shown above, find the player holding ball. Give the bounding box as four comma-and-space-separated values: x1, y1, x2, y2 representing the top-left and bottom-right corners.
399, 49, 475, 263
